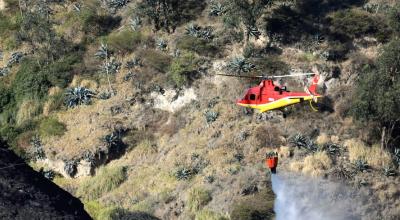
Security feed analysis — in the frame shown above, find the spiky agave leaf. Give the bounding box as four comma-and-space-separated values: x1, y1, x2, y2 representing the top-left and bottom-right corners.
129, 16, 142, 31
125, 57, 142, 69
102, 58, 121, 74
156, 39, 168, 51
209, 1, 225, 16
204, 110, 219, 123
246, 25, 262, 39
0, 67, 9, 77
354, 158, 369, 172
65, 87, 96, 108
383, 166, 397, 177
95, 43, 109, 59
6, 52, 24, 67
174, 167, 193, 180
227, 57, 255, 74
185, 23, 202, 37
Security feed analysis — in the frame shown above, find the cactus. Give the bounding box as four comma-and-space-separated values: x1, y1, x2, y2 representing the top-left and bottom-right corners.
65, 87, 96, 108
227, 57, 255, 74
129, 16, 142, 31
209, 1, 224, 16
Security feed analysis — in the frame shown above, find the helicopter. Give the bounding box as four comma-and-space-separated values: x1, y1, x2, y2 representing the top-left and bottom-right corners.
217, 71, 322, 113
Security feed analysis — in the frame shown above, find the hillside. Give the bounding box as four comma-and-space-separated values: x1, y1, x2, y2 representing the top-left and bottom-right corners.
1, 0, 400, 219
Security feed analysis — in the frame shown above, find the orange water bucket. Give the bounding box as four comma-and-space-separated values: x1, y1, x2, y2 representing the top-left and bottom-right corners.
266, 156, 278, 173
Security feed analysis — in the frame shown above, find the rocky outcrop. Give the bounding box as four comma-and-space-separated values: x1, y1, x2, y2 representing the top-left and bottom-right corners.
0, 140, 92, 220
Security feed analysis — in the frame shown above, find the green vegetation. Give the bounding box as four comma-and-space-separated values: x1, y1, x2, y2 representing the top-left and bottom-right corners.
169, 52, 198, 87
195, 210, 229, 220
107, 29, 145, 53
351, 40, 400, 149
176, 36, 219, 57
39, 117, 66, 138
187, 187, 212, 212
230, 189, 275, 220
329, 9, 390, 42
142, 49, 172, 73
77, 166, 127, 200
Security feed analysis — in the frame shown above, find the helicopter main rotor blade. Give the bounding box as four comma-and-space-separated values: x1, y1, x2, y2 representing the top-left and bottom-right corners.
215, 73, 265, 78
216, 72, 315, 79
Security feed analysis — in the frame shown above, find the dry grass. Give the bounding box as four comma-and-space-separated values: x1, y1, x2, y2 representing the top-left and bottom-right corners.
290, 151, 332, 177
345, 139, 392, 168
316, 133, 330, 145
195, 210, 229, 220
16, 99, 42, 125
279, 146, 292, 158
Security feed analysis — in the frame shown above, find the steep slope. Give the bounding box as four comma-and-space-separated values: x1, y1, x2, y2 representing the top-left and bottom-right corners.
0, 140, 91, 220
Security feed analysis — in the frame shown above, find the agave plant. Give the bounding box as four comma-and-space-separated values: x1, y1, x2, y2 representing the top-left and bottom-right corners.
383, 166, 397, 177
129, 16, 142, 31
354, 158, 369, 172
98, 91, 112, 100
95, 43, 109, 59
64, 160, 78, 177
227, 57, 255, 74
185, 23, 201, 37
123, 71, 135, 81
6, 52, 24, 67
125, 57, 142, 69
204, 110, 219, 123
31, 136, 45, 160
0, 67, 9, 77
209, 1, 225, 16
156, 39, 168, 51
246, 25, 262, 39
174, 166, 193, 180
103, 0, 129, 13
102, 58, 121, 74
185, 24, 214, 40
322, 143, 341, 155
102, 132, 123, 152
40, 169, 55, 180
394, 148, 400, 167
65, 87, 96, 108
289, 134, 317, 152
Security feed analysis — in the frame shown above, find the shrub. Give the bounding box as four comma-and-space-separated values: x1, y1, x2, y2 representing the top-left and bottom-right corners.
389, 4, 400, 34
328, 9, 389, 41
39, 117, 66, 138
77, 166, 127, 200
345, 139, 392, 169
107, 29, 144, 53
230, 189, 274, 220
195, 210, 228, 220
169, 52, 199, 87
176, 36, 219, 57
289, 151, 332, 177
187, 188, 212, 212
142, 49, 172, 73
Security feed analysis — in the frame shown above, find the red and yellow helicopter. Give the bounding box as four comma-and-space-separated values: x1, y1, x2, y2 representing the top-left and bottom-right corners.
217, 71, 322, 112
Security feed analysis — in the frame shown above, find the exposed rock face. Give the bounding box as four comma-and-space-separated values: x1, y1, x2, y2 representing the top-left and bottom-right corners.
0, 0, 5, 10
0, 140, 92, 220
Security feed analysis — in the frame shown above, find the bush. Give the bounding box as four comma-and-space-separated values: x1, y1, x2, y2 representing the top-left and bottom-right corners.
230, 189, 274, 220
142, 49, 172, 73
328, 9, 389, 41
12, 59, 51, 102
77, 166, 127, 200
107, 29, 144, 53
176, 36, 219, 57
389, 4, 400, 34
39, 117, 66, 138
195, 210, 228, 220
187, 187, 212, 212
169, 52, 199, 87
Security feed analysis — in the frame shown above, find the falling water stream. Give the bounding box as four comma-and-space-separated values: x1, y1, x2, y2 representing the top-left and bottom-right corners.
271, 174, 362, 220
